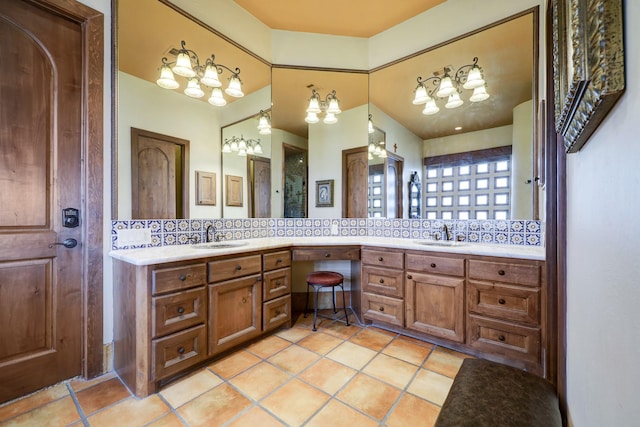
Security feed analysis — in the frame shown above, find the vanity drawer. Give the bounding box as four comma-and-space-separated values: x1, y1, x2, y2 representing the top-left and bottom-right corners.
263, 294, 291, 332
362, 292, 404, 327
208, 254, 261, 283
405, 253, 465, 276
152, 263, 207, 295
263, 267, 291, 301
152, 287, 207, 338
469, 259, 540, 287
151, 324, 206, 381
263, 250, 291, 271
362, 249, 404, 269
467, 314, 540, 363
468, 281, 540, 325
362, 266, 404, 298
292, 246, 360, 261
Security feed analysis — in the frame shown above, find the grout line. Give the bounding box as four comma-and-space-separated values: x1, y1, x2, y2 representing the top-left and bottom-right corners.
155, 393, 191, 427
65, 382, 89, 427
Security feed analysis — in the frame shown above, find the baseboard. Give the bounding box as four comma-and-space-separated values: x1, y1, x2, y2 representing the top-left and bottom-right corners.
103, 342, 114, 373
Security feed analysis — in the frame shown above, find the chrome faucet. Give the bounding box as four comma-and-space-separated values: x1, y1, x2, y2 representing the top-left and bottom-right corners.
442, 224, 451, 241
206, 224, 223, 242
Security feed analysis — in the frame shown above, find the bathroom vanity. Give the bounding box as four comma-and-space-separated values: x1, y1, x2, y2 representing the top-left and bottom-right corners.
111, 237, 545, 397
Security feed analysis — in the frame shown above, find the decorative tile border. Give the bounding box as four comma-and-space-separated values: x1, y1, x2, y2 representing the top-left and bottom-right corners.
111, 218, 544, 250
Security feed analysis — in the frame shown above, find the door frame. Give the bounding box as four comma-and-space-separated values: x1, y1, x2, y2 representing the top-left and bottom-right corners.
35, 0, 104, 379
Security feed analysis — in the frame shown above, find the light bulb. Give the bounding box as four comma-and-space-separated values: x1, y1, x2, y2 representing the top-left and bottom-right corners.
208, 87, 227, 106
224, 75, 244, 97
172, 51, 196, 77
413, 83, 428, 104
326, 97, 341, 114
156, 64, 179, 89
200, 64, 221, 87
305, 111, 319, 123
422, 97, 440, 115
436, 75, 455, 98
445, 92, 464, 109
469, 85, 490, 102
184, 78, 204, 98
463, 66, 485, 89
323, 112, 338, 124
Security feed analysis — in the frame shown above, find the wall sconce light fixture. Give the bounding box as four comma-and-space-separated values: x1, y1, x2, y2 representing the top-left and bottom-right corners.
257, 110, 271, 135
305, 89, 341, 124
222, 135, 263, 157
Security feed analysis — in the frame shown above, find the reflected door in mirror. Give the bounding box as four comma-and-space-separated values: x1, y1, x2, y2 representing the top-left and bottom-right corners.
386, 154, 404, 219
131, 128, 189, 219
249, 156, 271, 218
342, 147, 368, 218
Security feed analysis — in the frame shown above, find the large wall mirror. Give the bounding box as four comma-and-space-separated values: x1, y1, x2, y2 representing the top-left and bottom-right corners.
369, 9, 540, 221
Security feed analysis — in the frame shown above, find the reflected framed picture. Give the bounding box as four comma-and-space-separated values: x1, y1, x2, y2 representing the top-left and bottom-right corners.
225, 174, 243, 207
315, 179, 334, 207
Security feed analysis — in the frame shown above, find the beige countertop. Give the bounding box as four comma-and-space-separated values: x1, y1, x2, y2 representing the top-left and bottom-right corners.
109, 237, 545, 266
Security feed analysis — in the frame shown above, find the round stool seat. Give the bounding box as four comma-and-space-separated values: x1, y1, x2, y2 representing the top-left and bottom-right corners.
307, 271, 344, 286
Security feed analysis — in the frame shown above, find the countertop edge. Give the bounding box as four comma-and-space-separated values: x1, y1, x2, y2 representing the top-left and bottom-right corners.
109, 237, 545, 266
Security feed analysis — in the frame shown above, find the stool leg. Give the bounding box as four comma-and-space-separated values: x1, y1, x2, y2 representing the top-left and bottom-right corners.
332, 285, 337, 313
303, 282, 310, 318
312, 285, 321, 331
340, 283, 350, 326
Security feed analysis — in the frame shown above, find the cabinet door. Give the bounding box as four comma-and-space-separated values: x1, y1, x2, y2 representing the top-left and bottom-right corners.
209, 274, 262, 355
405, 272, 464, 342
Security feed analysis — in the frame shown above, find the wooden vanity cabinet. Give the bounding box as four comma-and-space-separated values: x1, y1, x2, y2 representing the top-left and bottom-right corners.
262, 250, 292, 332
208, 254, 262, 355
405, 252, 466, 343
361, 248, 405, 326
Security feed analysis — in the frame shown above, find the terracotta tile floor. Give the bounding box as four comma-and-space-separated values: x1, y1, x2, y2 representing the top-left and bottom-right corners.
0, 312, 474, 426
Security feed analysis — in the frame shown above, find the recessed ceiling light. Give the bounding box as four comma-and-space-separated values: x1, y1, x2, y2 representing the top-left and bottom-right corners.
454, 126, 462, 131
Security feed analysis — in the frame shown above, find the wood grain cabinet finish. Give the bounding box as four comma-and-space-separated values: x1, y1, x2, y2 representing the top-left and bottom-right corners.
151, 324, 206, 381
152, 264, 207, 295
208, 255, 261, 283
361, 292, 404, 327
263, 250, 291, 271
362, 266, 404, 298
467, 281, 540, 325
361, 248, 404, 326
292, 246, 360, 261
263, 295, 291, 332
361, 249, 404, 269
263, 268, 291, 301
152, 287, 207, 337
261, 250, 292, 331
468, 259, 540, 287
467, 314, 540, 363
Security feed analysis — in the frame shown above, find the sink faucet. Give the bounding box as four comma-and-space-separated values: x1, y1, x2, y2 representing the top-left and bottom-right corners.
442, 224, 451, 241
206, 224, 223, 242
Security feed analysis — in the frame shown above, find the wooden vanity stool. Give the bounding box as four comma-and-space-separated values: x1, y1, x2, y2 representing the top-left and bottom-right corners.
304, 271, 350, 331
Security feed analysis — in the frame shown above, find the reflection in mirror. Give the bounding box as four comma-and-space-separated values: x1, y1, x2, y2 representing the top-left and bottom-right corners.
115, 0, 271, 219
369, 10, 540, 220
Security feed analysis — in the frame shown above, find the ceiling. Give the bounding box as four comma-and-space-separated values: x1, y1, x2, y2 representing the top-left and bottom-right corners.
118, 1, 535, 141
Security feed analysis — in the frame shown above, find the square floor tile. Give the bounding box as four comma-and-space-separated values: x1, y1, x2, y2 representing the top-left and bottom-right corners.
70, 372, 117, 393
423, 347, 473, 378
208, 349, 261, 379
407, 369, 454, 406
0, 383, 69, 423
321, 321, 362, 340
226, 405, 285, 427
275, 327, 313, 343
146, 412, 187, 427
336, 373, 401, 420
178, 384, 252, 427
298, 358, 357, 395
306, 399, 378, 427
87, 395, 170, 427
160, 369, 223, 408
2, 396, 80, 427
245, 335, 291, 359
297, 331, 344, 355
349, 328, 395, 352
261, 379, 330, 426
383, 337, 434, 366
363, 353, 419, 389
76, 377, 131, 415
268, 345, 320, 375
386, 392, 440, 427
229, 362, 291, 401
326, 341, 377, 370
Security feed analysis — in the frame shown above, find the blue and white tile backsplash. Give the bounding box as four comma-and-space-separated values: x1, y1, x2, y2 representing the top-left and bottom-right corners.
111, 218, 544, 250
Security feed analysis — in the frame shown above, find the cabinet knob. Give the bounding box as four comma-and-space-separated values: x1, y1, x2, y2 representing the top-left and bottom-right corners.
235, 265, 242, 271
276, 258, 282, 264
498, 270, 506, 276
242, 297, 247, 304
407, 274, 413, 280
430, 263, 437, 268
498, 298, 506, 305
324, 252, 330, 258
379, 306, 385, 312
177, 306, 185, 314
276, 281, 281, 286
378, 256, 384, 262
179, 274, 187, 281
498, 335, 506, 342
177, 346, 185, 354
275, 309, 281, 315
379, 278, 385, 284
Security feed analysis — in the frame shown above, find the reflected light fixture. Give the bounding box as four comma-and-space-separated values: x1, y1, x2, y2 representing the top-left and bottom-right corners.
222, 135, 262, 157
412, 57, 489, 116
368, 114, 375, 134
157, 40, 244, 107
257, 110, 272, 135
305, 89, 341, 124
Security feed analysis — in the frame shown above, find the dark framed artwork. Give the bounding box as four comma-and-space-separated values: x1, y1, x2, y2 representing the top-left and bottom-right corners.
315, 179, 334, 207
553, 0, 625, 153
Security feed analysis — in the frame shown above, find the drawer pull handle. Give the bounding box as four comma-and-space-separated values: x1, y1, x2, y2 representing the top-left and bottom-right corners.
498, 270, 506, 276
379, 306, 385, 312
378, 256, 384, 261
179, 274, 187, 281
324, 253, 330, 258
177, 306, 185, 314
407, 274, 413, 280
275, 309, 281, 315
379, 278, 385, 284
276, 258, 282, 264
498, 298, 506, 305
276, 281, 281, 286
235, 265, 242, 271
177, 346, 185, 354
242, 297, 247, 304
498, 335, 506, 342
430, 263, 437, 268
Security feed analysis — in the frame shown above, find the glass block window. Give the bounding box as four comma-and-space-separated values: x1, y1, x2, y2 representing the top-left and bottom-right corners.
423, 147, 511, 220
368, 169, 384, 218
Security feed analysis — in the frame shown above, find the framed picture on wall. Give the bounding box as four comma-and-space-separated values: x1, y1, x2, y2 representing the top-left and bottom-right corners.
316, 179, 334, 207
225, 174, 243, 207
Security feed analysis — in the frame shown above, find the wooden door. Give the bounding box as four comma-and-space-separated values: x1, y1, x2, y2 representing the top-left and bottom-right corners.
249, 156, 271, 218
0, 0, 93, 403
386, 154, 404, 218
131, 128, 189, 219
342, 147, 368, 217
405, 272, 465, 342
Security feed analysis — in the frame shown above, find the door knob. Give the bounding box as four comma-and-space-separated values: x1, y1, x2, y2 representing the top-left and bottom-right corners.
49, 238, 78, 249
